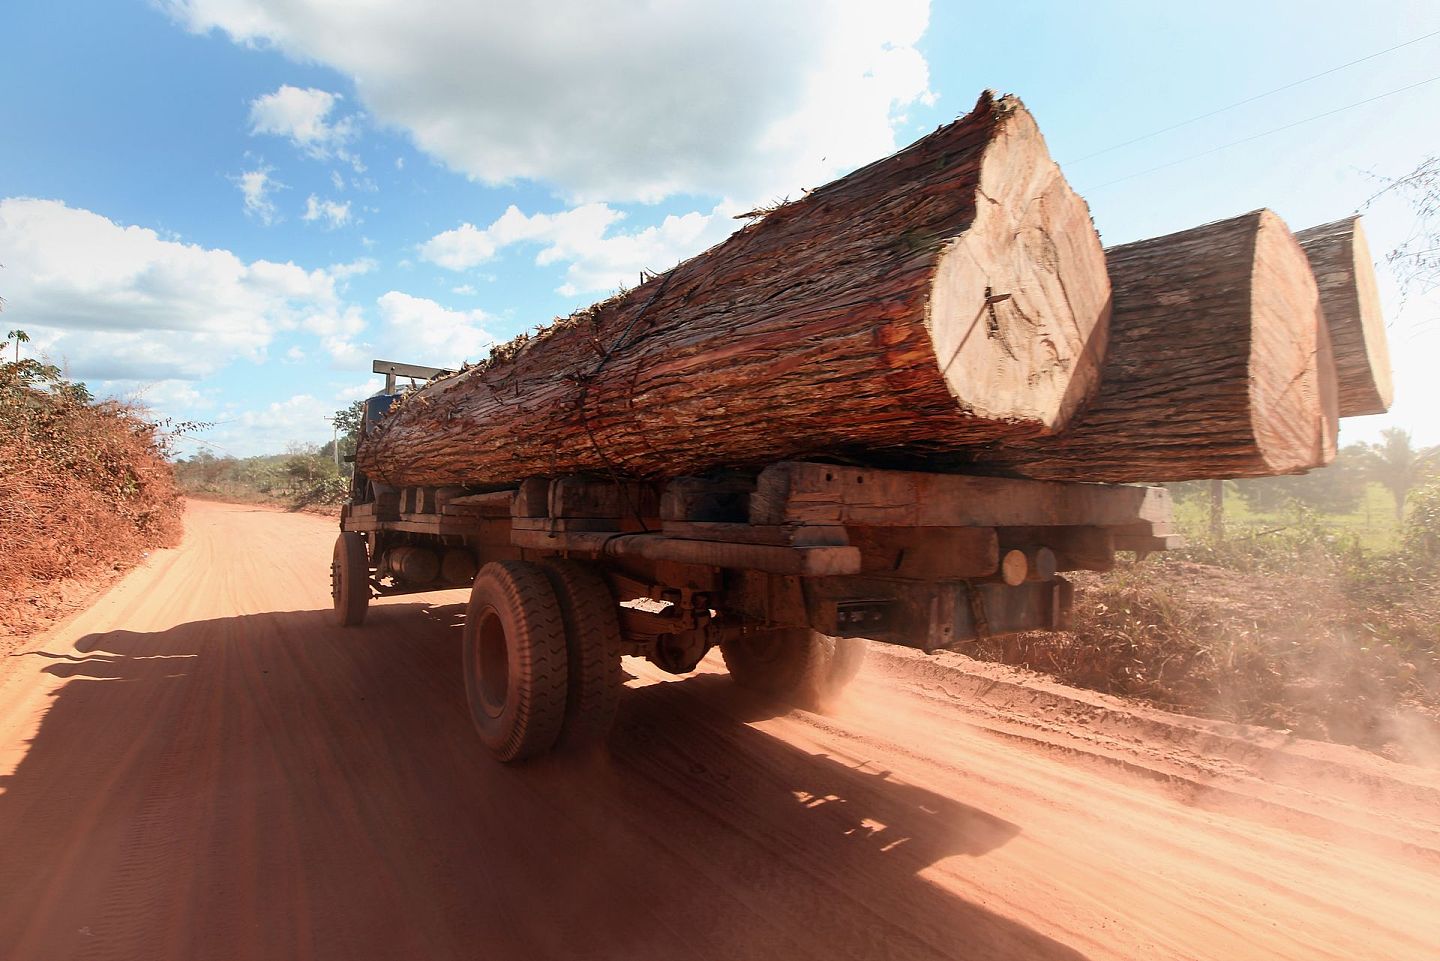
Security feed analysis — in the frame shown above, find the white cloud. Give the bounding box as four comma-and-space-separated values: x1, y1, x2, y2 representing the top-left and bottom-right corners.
248, 84, 357, 162
372, 291, 494, 367
312, 290, 495, 373
103, 378, 218, 415
329, 256, 376, 280
421, 200, 739, 295
284, 345, 307, 362
0, 197, 360, 382
235, 393, 334, 451
450, 283, 477, 295
301, 194, 351, 228
334, 378, 384, 402
167, 1, 933, 204
235, 167, 281, 224
330, 170, 345, 191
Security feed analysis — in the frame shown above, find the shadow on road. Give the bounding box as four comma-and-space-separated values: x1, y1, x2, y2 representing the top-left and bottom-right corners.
0, 602, 1089, 961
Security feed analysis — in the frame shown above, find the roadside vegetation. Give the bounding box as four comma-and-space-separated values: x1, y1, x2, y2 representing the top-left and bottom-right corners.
0, 331, 183, 634
172, 400, 362, 510
964, 435, 1440, 762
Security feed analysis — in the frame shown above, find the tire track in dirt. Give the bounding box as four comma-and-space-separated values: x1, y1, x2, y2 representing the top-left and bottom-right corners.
0, 500, 1436, 961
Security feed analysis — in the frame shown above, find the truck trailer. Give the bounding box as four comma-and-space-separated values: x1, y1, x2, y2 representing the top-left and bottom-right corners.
334, 360, 1179, 762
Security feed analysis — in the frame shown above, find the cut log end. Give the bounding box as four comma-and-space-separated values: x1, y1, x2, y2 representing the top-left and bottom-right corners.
1249, 211, 1328, 475
978, 209, 1335, 483
927, 100, 1110, 432
1296, 216, 1393, 416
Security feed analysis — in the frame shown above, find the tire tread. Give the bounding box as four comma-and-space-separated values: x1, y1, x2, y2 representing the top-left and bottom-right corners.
465, 561, 569, 762
540, 560, 624, 751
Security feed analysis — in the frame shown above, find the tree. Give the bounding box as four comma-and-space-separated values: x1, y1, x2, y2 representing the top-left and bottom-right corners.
1402, 481, 1440, 562
6, 329, 29, 363
1234, 446, 1368, 515
321, 400, 366, 469
1367, 155, 1439, 299
332, 399, 365, 442
1355, 428, 1440, 521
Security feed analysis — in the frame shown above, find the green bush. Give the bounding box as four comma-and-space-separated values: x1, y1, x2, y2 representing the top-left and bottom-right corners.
1402, 482, 1440, 562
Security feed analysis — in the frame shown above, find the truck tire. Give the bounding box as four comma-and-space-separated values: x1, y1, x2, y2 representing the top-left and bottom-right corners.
463, 561, 569, 762
720, 630, 868, 710
331, 532, 370, 627
540, 560, 624, 752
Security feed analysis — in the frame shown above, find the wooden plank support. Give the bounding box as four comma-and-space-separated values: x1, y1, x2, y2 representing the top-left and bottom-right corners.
512, 517, 626, 533
383, 516, 483, 537
512, 476, 659, 521
750, 462, 1171, 530
660, 475, 756, 522
442, 489, 515, 515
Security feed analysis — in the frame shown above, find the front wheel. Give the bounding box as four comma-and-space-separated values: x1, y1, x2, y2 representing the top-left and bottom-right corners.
720, 630, 868, 709
463, 561, 569, 762
331, 532, 370, 627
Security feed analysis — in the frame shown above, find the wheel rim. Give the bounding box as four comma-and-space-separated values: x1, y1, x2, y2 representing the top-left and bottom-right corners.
474, 606, 510, 718
331, 557, 343, 605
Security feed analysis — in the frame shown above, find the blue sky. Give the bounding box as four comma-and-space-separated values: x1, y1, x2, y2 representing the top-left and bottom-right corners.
1, 0, 1437, 457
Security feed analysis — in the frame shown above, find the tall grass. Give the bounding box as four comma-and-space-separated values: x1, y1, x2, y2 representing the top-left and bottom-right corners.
964, 487, 1440, 761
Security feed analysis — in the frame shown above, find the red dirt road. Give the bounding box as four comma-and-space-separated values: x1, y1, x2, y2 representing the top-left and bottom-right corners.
1, 499, 1437, 960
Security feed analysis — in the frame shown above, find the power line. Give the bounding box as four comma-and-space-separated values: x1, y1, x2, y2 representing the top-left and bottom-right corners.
1082, 73, 1440, 192
1067, 28, 1440, 165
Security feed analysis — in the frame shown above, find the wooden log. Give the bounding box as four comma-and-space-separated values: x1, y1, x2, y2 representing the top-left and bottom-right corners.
980, 210, 1332, 482
358, 91, 1110, 488
1295, 216, 1393, 416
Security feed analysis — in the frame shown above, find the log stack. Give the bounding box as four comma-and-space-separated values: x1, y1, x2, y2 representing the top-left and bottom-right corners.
357, 91, 1392, 490
976, 210, 1339, 482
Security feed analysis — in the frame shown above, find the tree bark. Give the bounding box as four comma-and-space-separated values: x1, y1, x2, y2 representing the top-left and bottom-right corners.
979, 210, 1333, 482
1295, 216, 1393, 417
358, 92, 1111, 488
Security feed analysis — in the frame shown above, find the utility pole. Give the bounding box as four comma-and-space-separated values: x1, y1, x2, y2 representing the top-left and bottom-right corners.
331, 419, 340, 470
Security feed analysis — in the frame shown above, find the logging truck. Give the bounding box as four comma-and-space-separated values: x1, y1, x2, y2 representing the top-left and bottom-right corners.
334, 361, 1181, 763
327, 92, 1387, 763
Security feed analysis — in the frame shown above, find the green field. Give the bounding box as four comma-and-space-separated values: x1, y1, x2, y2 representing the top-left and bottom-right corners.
1170, 481, 1403, 551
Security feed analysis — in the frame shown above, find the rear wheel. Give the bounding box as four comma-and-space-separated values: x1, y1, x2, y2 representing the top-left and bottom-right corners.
540, 560, 624, 752
463, 561, 569, 762
720, 629, 868, 709
331, 532, 370, 627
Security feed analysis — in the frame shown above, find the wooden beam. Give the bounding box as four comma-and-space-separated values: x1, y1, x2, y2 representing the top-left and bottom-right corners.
749, 461, 1171, 529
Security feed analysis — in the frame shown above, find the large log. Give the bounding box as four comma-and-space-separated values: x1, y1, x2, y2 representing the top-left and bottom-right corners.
359, 92, 1110, 488
979, 210, 1335, 482
1295, 216, 1393, 416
